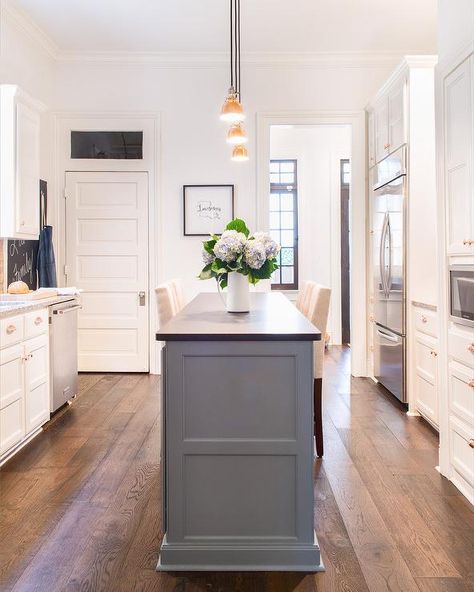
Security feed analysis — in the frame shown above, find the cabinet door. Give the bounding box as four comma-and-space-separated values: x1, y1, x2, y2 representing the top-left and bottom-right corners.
444, 57, 474, 256
15, 101, 40, 237
24, 334, 49, 434
388, 81, 406, 153
374, 98, 389, 163
0, 344, 25, 454
414, 333, 438, 426
367, 110, 376, 168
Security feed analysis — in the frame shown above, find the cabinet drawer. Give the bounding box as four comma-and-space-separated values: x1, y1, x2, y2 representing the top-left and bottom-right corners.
25, 308, 48, 339
0, 398, 24, 454
448, 326, 474, 366
414, 308, 438, 337
449, 362, 474, 426
450, 416, 474, 490
415, 374, 438, 427
0, 315, 24, 348
414, 333, 438, 381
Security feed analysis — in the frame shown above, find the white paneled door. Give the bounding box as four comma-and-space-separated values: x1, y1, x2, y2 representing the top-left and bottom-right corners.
65, 171, 149, 372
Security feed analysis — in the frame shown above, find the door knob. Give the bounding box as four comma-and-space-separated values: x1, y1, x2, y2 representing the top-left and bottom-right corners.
138, 291, 146, 306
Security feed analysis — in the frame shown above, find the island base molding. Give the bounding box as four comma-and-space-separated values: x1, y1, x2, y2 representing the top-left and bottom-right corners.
157, 534, 324, 572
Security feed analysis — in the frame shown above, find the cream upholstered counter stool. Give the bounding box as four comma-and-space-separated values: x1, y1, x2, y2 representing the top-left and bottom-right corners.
170, 279, 186, 313
155, 282, 178, 327
295, 281, 314, 317
306, 283, 331, 457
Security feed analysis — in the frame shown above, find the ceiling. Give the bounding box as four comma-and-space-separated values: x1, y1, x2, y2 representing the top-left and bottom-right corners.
9, 0, 437, 55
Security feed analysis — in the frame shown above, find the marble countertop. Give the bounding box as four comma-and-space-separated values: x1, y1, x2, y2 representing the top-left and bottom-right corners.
0, 296, 78, 319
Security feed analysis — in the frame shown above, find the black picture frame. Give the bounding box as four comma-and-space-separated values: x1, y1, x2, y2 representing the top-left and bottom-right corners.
183, 184, 235, 236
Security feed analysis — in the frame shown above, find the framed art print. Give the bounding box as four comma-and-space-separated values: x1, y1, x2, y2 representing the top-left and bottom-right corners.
183, 184, 234, 236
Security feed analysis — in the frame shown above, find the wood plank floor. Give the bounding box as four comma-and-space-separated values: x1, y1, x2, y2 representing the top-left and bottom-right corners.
1, 347, 473, 592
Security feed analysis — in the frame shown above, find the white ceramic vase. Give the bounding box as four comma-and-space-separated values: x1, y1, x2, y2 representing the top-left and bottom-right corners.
226, 272, 250, 313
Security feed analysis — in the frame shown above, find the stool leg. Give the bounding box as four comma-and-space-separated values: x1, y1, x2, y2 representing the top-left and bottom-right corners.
314, 378, 323, 457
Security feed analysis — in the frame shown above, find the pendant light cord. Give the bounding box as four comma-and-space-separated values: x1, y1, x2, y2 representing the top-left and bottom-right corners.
230, 0, 234, 90
237, 0, 241, 101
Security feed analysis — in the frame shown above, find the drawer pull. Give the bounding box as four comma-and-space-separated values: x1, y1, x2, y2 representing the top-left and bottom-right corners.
430, 351, 438, 357
468, 343, 474, 354
6, 324, 16, 335
34, 317, 43, 325
421, 316, 428, 323
468, 379, 474, 388
470, 440, 474, 449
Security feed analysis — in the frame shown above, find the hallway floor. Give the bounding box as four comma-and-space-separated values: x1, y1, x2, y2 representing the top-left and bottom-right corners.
0, 347, 472, 592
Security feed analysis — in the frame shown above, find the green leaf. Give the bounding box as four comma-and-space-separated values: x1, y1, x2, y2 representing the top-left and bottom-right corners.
219, 274, 228, 290
211, 259, 228, 275
198, 263, 214, 280
203, 238, 217, 254
226, 218, 250, 237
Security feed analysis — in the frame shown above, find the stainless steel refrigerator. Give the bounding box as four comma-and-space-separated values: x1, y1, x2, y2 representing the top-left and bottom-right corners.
372, 147, 407, 402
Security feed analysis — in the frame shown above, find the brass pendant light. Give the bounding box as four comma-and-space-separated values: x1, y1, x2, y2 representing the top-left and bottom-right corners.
221, 0, 248, 160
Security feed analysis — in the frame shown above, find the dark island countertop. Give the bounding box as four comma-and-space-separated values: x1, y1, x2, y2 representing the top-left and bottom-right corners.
156, 292, 321, 342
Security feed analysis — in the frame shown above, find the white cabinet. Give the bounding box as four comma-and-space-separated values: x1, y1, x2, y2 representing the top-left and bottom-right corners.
444, 57, 474, 256
0, 344, 25, 454
414, 330, 439, 427
367, 110, 376, 168
0, 310, 50, 461
0, 85, 45, 239
373, 78, 407, 163
24, 334, 49, 433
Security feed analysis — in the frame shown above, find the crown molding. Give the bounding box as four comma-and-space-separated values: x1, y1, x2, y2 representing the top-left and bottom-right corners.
0, 3, 431, 70
56, 49, 412, 69
1, 0, 59, 59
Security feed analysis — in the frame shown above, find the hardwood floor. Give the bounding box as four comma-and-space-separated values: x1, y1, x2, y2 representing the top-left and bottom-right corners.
0, 347, 472, 592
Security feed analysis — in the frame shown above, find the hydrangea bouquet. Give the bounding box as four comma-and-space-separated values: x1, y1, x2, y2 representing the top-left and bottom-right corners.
199, 219, 280, 289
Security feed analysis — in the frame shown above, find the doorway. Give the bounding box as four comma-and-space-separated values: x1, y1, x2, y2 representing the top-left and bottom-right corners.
268, 124, 351, 346
340, 159, 351, 345
65, 171, 149, 372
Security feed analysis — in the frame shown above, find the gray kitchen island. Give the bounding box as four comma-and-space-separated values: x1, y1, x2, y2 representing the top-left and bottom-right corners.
156, 292, 323, 572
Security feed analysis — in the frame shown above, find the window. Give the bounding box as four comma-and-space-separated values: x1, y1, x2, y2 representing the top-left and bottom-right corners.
71, 131, 143, 159
341, 159, 351, 185
269, 159, 298, 290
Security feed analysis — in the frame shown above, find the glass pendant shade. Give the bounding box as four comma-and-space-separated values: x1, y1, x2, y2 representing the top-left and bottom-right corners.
231, 144, 249, 161
226, 123, 248, 144
220, 94, 245, 123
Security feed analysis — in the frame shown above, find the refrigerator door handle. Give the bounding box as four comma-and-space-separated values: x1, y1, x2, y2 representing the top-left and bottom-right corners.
379, 212, 388, 297
385, 216, 392, 297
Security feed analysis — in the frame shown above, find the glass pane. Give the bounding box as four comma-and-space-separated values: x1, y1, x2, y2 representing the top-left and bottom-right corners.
280, 247, 294, 266
269, 193, 280, 211
280, 193, 294, 211
343, 172, 350, 184
281, 230, 294, 247
71, 131, 143, 159
280, 173, 294, 183
270, 173, 280, 183
270, 230, 280, 244
343, 162, 351, 173
275, 251, 281, 265
281, 267, 294, 284
270, 161, 279, 173
271, 269, 281, 284
280, 161, 294, 173
269, 212, 280, 230
280, 212, 294, 229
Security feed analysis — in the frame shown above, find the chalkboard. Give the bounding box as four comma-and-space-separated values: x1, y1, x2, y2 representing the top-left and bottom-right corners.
7, 239, 39, 290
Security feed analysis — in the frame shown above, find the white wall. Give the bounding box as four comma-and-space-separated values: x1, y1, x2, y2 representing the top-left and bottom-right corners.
270, 125, 351, 344
437, 0, 473, 66
50, 61, 394, 302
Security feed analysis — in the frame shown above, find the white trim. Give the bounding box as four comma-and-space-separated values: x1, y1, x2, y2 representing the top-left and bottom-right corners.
0, 7, 430, 70
1, 0, 59, 59
256, 111, 367, 376
53, 111, 161, 374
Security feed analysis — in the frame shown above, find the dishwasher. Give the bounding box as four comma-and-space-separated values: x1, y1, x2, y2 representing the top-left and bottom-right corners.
49, 299, 81, 413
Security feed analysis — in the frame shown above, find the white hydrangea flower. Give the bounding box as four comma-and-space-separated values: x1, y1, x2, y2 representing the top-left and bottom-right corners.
244, 240, 267, 270
253, 232, 280, 259
202, 249, 215, 265
214, 230, 246, 263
